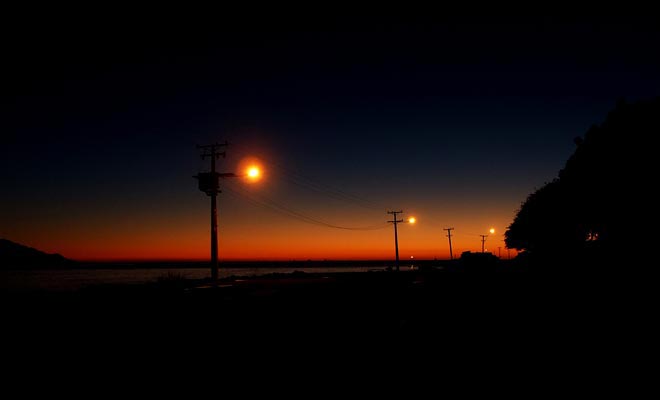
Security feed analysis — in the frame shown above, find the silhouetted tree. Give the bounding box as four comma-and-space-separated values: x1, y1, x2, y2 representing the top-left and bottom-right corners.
505, 98, 658, 264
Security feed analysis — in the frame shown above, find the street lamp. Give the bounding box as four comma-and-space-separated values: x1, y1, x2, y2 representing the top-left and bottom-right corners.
195, 143, 263, 280
388, 211, 416, 272
479, 228, 495, 253
479, 234, 488, 253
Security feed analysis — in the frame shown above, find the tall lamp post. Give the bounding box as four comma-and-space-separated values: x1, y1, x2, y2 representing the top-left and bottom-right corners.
387, 211, 416, 272
195, 142, 261, 280
479, 235, 488, 253
480, 228, 496, 254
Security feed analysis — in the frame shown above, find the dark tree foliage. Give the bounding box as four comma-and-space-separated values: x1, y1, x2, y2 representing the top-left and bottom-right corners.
505, 98, 657, 262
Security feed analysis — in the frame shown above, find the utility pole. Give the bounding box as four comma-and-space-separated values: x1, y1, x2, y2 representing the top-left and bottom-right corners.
498, 246, 502, 258
443, 227, 455, 260
195, 142, 236, 281
387, 210, 404, 272
479, 234, 488, 253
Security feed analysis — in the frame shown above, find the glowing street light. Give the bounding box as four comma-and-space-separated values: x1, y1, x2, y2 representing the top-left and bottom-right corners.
388, 211, 416, 272
195, 144, 264, 280
246, 166, 261, 181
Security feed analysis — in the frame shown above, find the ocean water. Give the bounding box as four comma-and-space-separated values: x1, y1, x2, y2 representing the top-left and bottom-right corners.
0, 265, 392, 292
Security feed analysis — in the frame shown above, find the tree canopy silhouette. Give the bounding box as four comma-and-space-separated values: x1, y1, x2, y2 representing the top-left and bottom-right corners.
505, 98, 657, 262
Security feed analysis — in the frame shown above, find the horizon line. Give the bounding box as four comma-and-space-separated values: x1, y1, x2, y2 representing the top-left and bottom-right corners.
72, 257, 458, 263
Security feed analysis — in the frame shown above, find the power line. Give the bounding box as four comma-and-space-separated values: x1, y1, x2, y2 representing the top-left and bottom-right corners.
452, 231, 482, 238
228, 142, 385, 211
224, 181, 389, 231
283, 173, 383, 211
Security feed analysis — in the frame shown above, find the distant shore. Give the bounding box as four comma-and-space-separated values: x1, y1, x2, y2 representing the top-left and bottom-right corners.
0, 261, 428, 292
1, 258, 451, 270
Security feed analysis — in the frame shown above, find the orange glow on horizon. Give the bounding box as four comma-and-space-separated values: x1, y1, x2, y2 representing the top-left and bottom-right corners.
5, 185, 522, 262
24, 222, 520, 262
22, 231, 521, 262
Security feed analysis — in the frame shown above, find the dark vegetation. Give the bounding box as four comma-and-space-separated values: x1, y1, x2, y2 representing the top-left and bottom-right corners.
505, 98, 657, 270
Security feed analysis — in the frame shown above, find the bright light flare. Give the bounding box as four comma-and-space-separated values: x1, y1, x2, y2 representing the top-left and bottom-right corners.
408, 217, 416, 224
489, 228, 495, 234
238, 157, 264, 183
247, 166, 260, 179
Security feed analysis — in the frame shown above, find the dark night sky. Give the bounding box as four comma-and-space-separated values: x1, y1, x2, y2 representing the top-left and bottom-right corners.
2, 11, 659, 260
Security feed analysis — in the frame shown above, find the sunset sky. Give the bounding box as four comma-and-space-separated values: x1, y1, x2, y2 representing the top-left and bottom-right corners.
2, 12, 659, 261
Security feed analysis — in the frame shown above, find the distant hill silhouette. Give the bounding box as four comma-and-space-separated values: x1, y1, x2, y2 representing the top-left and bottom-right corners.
505, 97, 657, 267
0, 239, 76, 269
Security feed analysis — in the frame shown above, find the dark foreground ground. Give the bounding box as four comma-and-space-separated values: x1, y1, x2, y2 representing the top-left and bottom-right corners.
5, 267, 654, 336
3, 267, 656, 383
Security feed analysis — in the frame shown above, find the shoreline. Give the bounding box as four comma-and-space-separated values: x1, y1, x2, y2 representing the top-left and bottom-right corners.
0, 258, 449, 270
